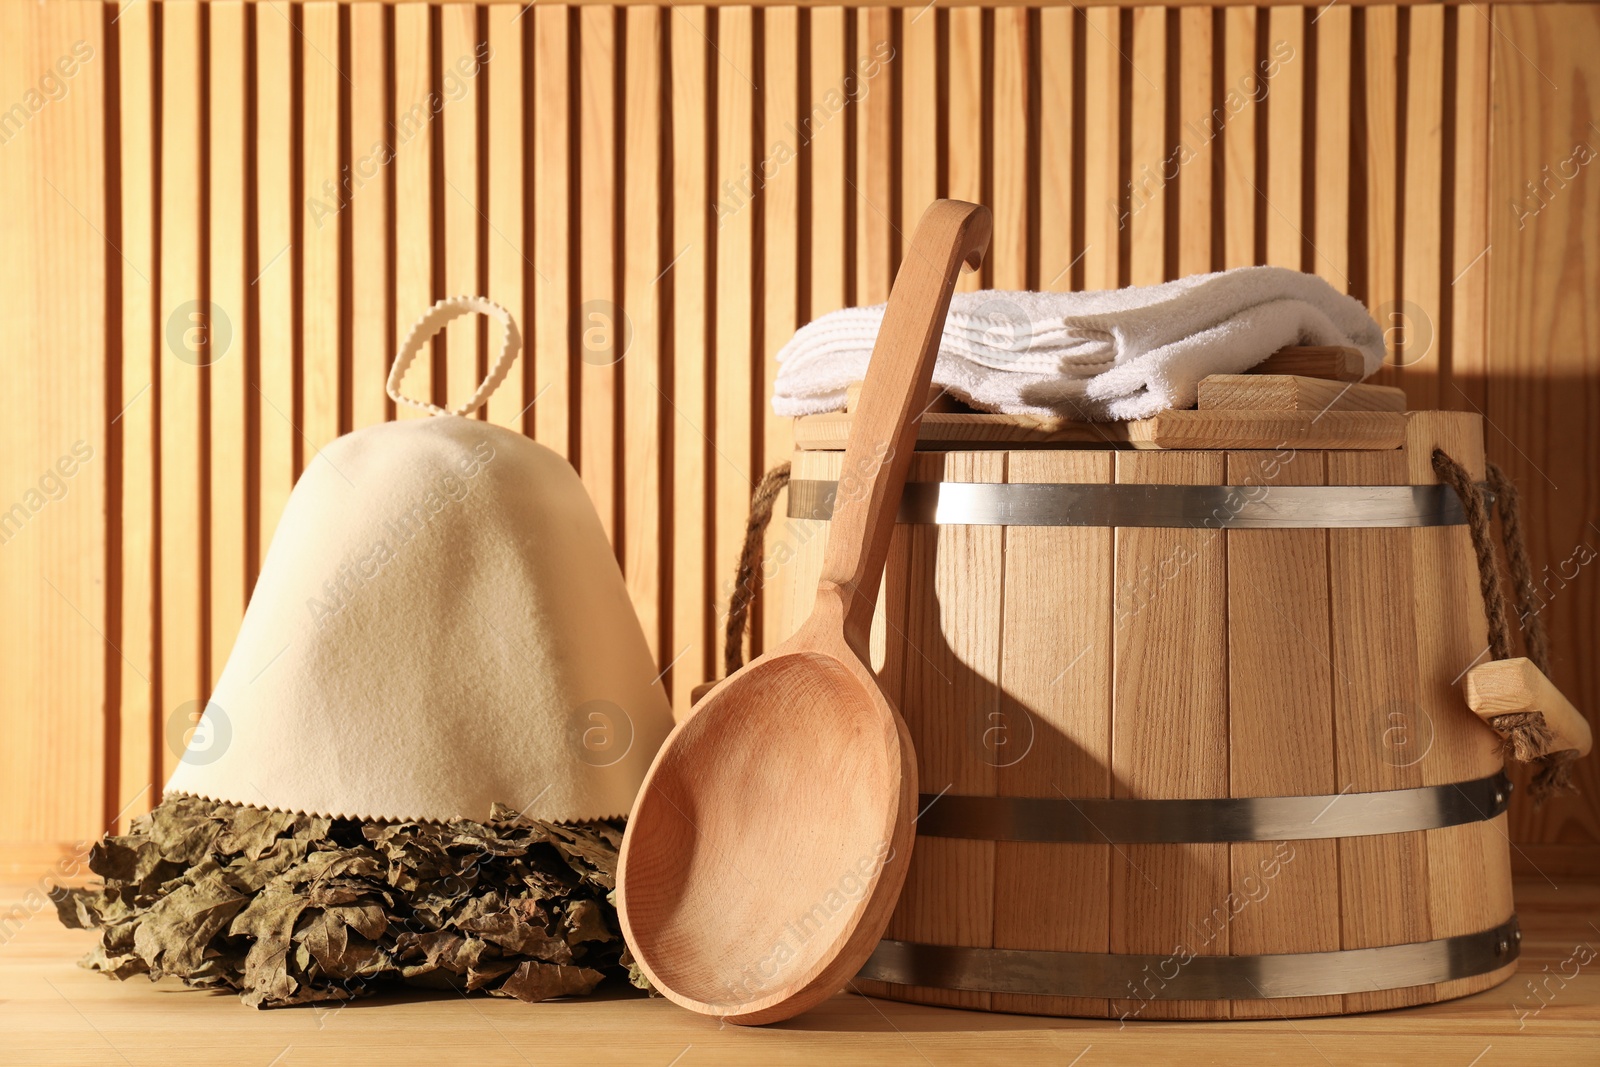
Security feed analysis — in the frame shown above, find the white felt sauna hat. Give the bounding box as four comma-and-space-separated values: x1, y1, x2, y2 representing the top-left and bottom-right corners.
165, 297, 674, 823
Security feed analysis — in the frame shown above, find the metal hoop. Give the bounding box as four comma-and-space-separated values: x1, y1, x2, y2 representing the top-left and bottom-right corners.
915, 772, 1512, 844
787, 479, 1495, 528
858, 917, 1520, 1000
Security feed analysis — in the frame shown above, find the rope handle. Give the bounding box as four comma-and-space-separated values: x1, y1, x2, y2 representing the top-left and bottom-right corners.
387, 296, 523, 417
1432, 450, 1553, 673
723, 462, 793, 678
1434, 448, 1575, 800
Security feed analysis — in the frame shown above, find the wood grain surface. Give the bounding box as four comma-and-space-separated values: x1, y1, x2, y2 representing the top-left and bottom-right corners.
1108, 450, 1229, 1021
1223, 447, 1341, 1019
2, 872, 1595, 1063
1486, 2, 1600, 853
0, 1, 1595, 880
991, 449, 1113, 1020
1197, 375, 1408, 412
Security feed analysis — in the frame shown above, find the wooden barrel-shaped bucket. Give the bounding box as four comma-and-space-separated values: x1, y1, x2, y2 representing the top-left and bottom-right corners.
771, 408, 1518, 1019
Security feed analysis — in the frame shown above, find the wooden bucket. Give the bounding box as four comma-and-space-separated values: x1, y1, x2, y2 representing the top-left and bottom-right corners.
771, 407, 1519, 1019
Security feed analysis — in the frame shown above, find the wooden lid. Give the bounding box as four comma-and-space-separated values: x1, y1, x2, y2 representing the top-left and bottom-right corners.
793, 409, 1409, 451
794, 346, 1407, 452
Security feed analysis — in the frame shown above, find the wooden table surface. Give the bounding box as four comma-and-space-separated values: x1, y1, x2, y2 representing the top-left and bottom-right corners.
3, 873, 1596, 1066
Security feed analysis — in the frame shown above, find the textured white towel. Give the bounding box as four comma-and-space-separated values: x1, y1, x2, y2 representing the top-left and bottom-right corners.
772, 266, 1386, 421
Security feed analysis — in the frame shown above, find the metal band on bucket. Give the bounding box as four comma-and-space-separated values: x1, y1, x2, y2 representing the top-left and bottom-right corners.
915, 772, 1511, 843
857, 917, 1520, 1000
787, 479, 1494, 528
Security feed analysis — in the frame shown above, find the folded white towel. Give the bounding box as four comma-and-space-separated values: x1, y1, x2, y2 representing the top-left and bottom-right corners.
772, 266, 1386, 421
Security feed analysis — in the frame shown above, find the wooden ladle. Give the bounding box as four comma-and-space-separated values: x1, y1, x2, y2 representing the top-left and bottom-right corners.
616, 200, 991, 1025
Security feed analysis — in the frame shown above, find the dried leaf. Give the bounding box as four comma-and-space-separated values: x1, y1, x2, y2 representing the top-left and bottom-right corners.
492, 961, 606, 1003
229, 883, 309, 1000
215, 805, 297, 860
543, 824, 621, 890
465, 959, 519, 992
147, 801, 226, 863
562, 899, 611, 946
459, 910, 573, 962
129, 873, 248, 977
297, 910, 391, 979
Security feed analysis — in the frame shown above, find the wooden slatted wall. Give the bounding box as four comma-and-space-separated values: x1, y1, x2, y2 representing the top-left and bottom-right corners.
0, 0, 1596, 870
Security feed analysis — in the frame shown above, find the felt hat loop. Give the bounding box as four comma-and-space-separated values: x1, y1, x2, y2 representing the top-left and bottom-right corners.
387, 295, 523, 417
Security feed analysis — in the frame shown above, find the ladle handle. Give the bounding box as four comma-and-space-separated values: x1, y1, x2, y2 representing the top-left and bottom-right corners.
816, 199, 991, 657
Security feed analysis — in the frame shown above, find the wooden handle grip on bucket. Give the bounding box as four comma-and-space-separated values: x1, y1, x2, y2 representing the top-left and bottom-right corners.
1465, 657, 1593, 758
816, 200, 991, 657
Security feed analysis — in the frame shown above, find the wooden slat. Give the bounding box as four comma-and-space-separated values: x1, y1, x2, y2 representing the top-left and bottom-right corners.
1224, 448, 1340, 1018
947, 7, 983, 291
668, 5, 709, 712
992, 7, 1029, 290
1364, 4, 1399, 374
1127, 6, 1165, 285
256, 2, 296, 581
762, 6, 803, 656
792, 410, 1131, 449
351, 3, 393, 430
881, 451, 1003, 1012
1251, 344, 1366, 380
1264, 6, 1303, 269
809, 7, 848, 316
1197, 374, 1406, 412
578, 6, 617, 536
391, 3, 434, 419
1488, 0, 1600, 855
1313, 5, 1352, 288
0, 0, 109, 840
1327, 444, 1432, 1012
483, 2, 527, 431
1126, 409, 1408, 450
1109, 450, 1228, 1021
898, 6, 938, 243
532, 5, 571, 455
1220, 6, 1256, 269
623, 5, 663, 663
1448, 7, 1491, 413
209, 1, 249, 697
441, 3, 483, 414
1176, 6, 1212, 277
854, 7, 895, 303
712, 6, 755, 673
1397, 4, 1445, 408
302, 2, 343, 450
993, 450, 1112, 1018
1083, 6, 1120, 290
116, 0, 160, 828
1037, 7, 1074, 289
159, 0, 206, 783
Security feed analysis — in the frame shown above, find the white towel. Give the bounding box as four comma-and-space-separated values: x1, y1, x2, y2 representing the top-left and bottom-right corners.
772, 266, 1387, 421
